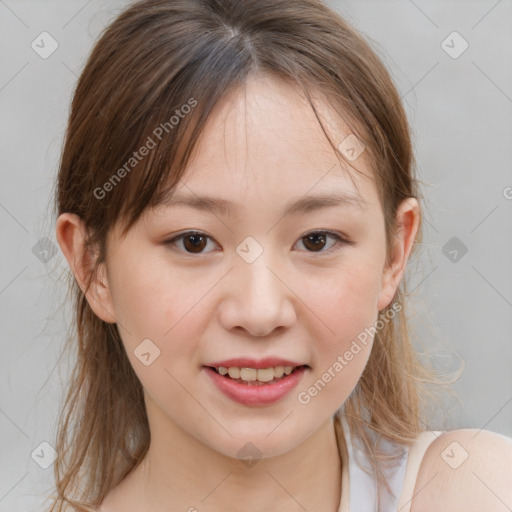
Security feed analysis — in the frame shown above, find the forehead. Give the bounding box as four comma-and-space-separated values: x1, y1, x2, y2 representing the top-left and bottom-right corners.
140, 75, 380, 231
154, 73, 378, 213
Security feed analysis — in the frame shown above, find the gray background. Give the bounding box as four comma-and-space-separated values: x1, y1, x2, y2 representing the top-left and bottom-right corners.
1, 0, 511, 510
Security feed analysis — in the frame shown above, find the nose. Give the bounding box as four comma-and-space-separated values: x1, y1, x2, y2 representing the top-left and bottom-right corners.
218, 254, 297, 338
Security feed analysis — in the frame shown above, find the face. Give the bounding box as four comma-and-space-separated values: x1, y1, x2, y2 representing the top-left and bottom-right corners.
60, 72, 416, 461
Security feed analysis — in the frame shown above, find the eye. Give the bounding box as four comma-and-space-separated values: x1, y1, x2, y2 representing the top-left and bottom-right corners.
165, 231, 218, 254
294, 230, 353, 254
163, 230, 353, 255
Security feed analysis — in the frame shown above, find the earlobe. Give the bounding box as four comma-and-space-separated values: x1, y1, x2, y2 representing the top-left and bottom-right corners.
55, 213, 117, 324
377, 198, 420, 311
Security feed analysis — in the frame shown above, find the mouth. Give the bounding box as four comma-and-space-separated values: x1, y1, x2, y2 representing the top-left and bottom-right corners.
203, 364, 309, 406
205, 364, 309, 386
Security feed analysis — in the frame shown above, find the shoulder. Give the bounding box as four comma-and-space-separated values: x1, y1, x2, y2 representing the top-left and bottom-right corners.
410, 427, 512, 512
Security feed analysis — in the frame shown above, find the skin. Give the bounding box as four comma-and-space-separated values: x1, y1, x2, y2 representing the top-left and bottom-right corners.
56, 72, 420, 512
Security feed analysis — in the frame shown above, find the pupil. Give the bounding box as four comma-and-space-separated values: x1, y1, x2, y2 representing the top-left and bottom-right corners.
304, 233, 326, 251
184, 234, 206, 253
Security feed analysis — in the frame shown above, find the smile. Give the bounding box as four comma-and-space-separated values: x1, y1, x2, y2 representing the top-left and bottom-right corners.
211, 365, 303, 384
203, 365, 308, 406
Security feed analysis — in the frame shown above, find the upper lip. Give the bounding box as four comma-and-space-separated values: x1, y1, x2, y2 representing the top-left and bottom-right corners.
203, 358, 307, 369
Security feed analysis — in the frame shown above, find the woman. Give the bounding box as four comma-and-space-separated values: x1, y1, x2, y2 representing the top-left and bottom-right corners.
50, 0, 512, 510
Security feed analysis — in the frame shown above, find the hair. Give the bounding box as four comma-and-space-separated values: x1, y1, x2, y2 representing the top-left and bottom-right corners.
47, 0, 461, 510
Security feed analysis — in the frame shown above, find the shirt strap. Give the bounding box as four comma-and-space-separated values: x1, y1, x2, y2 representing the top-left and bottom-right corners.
396, 430, 444, 512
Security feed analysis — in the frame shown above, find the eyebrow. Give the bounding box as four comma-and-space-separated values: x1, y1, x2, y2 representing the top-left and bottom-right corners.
154, 190, 366, 217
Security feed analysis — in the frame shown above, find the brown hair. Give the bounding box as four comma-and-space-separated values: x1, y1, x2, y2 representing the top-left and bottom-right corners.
47, 0, 459, 510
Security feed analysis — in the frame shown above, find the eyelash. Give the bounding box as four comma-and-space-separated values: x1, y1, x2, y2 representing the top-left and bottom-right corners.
163, 230, 353, 256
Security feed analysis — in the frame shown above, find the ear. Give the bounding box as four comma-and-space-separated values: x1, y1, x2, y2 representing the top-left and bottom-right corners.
55, 213, 117, 323
377, 198, 420, 311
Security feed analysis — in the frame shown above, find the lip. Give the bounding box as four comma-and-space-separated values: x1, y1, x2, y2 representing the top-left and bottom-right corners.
203, 365, 308, 406
203, 357, 305, 369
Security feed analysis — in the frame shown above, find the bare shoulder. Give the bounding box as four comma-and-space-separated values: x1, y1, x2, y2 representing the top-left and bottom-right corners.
411, 427, 512, 512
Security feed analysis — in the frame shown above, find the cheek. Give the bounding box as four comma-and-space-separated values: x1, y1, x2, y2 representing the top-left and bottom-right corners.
311, 260, 382, 342
110, 269, 207, 417
300, 266, 380, 409
107, 252, 191, 364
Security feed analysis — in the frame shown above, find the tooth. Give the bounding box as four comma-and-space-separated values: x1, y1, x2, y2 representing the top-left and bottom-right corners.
256, 368, 276, 382
219, 365, 300, 381
240, 368, 257, 381
274, 366, 285, 378
227, 367, 241, 379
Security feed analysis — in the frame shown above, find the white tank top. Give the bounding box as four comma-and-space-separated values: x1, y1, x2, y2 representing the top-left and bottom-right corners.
335, 414, 443, 512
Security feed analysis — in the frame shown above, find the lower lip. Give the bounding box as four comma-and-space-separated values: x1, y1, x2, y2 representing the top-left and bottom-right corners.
203, 366, 307, 406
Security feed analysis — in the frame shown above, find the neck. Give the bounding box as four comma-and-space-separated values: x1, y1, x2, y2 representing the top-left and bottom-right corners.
105, 401, 343, 512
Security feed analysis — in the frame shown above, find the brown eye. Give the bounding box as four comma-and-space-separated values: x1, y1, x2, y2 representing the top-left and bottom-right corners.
182, 234, 208, 253
165, 232, 216, 254
296, 231, 349, 254
302, 232, 328, 252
